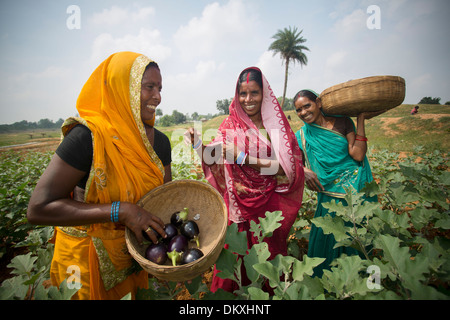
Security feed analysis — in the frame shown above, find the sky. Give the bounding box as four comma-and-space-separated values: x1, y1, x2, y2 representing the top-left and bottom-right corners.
0, 0, 449, 124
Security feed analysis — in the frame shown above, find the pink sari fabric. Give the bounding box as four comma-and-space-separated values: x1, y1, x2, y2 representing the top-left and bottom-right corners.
204, 67, 304, 292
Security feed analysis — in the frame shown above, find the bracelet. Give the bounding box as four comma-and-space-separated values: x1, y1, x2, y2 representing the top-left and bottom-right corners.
355, 135, 368, 142
235, 151, 247, 166
111, 201, 120, 223
192, 139, 202, 150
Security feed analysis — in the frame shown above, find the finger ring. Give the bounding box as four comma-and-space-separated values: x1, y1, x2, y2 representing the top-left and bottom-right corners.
145, 227, 153, 233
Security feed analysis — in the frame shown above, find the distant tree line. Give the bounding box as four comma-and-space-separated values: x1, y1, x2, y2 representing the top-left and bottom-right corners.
418, 97, 450, 105
419, 97, 441, 104
0, 118, 64, 133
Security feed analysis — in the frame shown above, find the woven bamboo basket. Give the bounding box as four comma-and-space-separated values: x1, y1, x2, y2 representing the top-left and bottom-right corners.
320, 76, 406, 116
125, 180, 227, 282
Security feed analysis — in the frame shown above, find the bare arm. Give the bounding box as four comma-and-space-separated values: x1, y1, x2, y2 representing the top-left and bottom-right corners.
347, 110, 385, 162
27, 154, 166, 244
163, 164, 172, 183
185, 128, 285, 176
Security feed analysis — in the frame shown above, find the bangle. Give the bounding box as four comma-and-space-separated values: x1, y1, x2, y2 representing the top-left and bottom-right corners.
111, 201, 120, 223
356, 135, 368, 142
192, 139, 202, 150
235, 151, 247, 166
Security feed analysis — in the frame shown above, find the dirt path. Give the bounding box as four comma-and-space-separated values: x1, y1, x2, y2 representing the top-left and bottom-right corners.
0, 139, 60, 153
379, 113, 448, 137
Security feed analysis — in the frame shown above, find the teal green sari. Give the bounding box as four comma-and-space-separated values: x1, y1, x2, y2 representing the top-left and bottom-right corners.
295, 118, 374, 277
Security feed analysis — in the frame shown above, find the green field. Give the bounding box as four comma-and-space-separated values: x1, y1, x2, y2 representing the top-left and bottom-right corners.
0, 104, 449, 300
0, 129, 60, 148
1, 104, 448, 153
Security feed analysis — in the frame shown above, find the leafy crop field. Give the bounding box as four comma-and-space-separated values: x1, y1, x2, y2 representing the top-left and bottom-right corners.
0, 105, 449, 300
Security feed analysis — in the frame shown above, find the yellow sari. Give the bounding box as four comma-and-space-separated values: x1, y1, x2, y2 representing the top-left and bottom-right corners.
50, 52, 164, 300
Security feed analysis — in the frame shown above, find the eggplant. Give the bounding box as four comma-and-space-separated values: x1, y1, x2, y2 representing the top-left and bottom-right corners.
180, 220, 200, 247
170, 208, 189, 227
145, 243, 168, 265
167, 235, 188, 266
163, 223, 178, 243
181, 248, 204, 264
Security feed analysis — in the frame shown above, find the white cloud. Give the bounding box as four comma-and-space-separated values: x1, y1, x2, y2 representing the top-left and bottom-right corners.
91, 5, 155, 26
162, 60, 226, 115
331, 8, 367, 40
90, 28, 172, 67
173, 0, 258, 61
326, 50, 348, 68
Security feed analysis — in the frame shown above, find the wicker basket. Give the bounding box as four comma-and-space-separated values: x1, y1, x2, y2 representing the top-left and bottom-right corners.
125, 180, 227, 282
320, 76, 406, 116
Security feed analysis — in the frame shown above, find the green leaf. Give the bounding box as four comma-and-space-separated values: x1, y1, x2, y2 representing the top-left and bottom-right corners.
312, 215, 350, 242
225, 223, 248, 256
292, 256, 325, 282
253, 261, 280, 288
270, 254, 296, 275
215, 249, 239, 282
47, 279, 80, 300
0, 276, 29, 299
374, 234, 416, 282
320, 255, 371, 299
248, 287, 270, 300
244, 243, 270, 282
120, 292, 132, 300
185, 275, 207, 296
7, 252, 37, 276
435, 215, 450, 230
259, 211, 284, 238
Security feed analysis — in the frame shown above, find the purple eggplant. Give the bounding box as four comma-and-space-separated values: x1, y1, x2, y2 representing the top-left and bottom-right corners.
163, 223, 178, 243
145, 243, 168, 265
181, 248, 204, 265
167, 235, 188, 266
170, 208, 188, 227
180, 220, 200, 247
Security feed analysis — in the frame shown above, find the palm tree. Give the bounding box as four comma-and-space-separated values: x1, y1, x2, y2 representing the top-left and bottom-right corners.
269, 26, 309, 109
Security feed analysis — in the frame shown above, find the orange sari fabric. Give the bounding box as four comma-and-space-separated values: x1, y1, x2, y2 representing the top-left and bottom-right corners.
50, 52, 164, 300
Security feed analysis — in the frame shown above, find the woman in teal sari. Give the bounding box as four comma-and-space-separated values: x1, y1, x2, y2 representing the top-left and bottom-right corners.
293, 89, 381, 276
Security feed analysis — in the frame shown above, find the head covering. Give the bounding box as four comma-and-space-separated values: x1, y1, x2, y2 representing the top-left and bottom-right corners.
63, 51, 164, 205
203, 67, 304, 223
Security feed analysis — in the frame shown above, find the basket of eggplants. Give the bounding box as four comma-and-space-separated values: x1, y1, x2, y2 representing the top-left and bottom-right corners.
125, 180, 227, 282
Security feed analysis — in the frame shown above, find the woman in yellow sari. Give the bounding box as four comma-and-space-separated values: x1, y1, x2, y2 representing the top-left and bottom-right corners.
27, 52, 171, 299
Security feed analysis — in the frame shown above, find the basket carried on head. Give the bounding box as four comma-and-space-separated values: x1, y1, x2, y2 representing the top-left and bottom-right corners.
320, 75, 406, 117
125, 180, 227, 282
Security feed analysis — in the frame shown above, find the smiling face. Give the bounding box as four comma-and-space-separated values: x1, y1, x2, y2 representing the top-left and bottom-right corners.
140, 65, 162, 125
294, 96, 324, 124
238, 80, 263, 118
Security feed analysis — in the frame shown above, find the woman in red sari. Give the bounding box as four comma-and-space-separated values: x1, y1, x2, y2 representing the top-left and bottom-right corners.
186, 67, 304, 292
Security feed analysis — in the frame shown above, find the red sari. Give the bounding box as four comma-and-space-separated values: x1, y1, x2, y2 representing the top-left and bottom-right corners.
202, 67, 304, 292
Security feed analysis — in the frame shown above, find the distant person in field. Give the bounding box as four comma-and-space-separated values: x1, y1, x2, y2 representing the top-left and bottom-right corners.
27, 52, 172, 300
411, 105, 419, 115
186, 67, 305, 293
293, 89, 383, 277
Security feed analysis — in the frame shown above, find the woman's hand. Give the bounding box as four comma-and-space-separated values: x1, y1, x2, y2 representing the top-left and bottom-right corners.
184, 128, 201, 147
358, 109, 386, 121
119, 202, 167, 244
304, 168, 324, 192
222, 141, 238, 163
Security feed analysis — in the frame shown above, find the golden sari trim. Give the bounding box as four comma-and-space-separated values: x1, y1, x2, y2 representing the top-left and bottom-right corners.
129, 55, 165, 178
